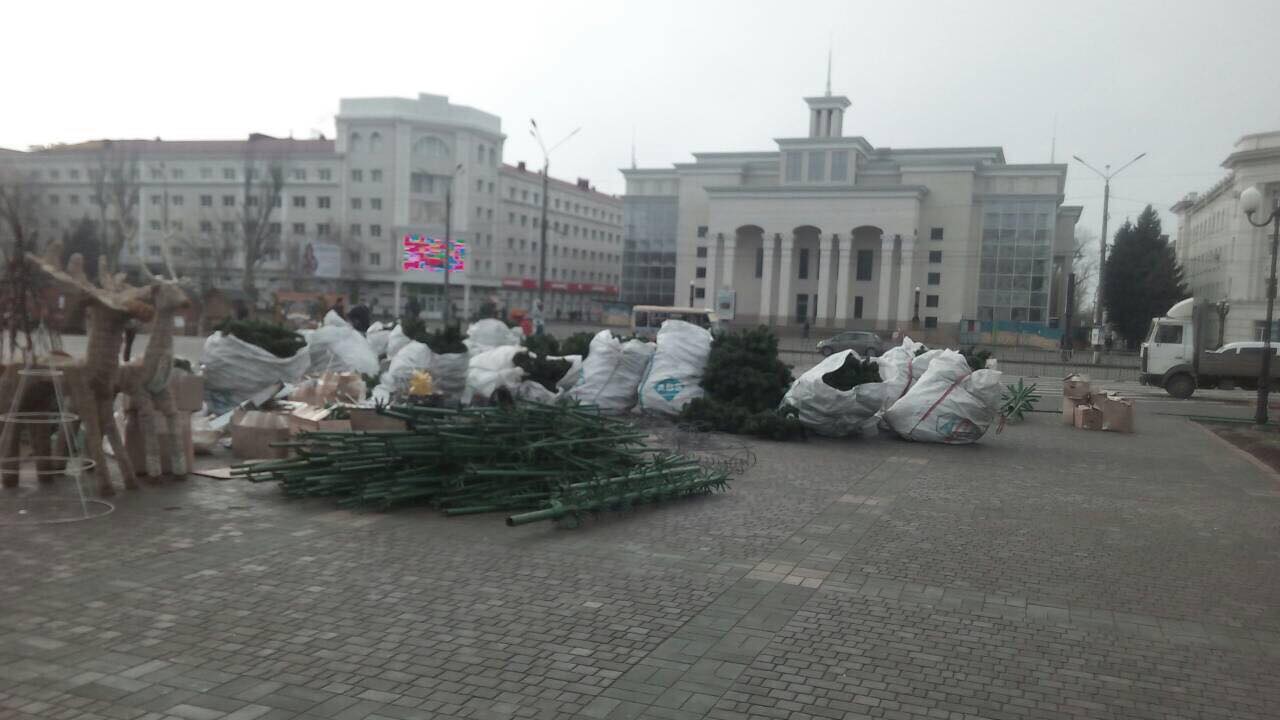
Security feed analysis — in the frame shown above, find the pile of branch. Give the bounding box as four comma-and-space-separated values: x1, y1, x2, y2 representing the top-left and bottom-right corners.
679, 326, 804, 440
232, 402, 728, 528
214, 319, 306, 358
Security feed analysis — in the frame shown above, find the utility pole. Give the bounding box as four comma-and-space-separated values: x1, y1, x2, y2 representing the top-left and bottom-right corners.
1072, 152, 1146, 364
442, 163, 463, 326
530, 120, 581, 307
1241, 185, 1280, 425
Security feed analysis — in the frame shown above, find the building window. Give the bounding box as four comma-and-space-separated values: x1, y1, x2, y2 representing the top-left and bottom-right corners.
798, 248, 810, 279
831, 151, 849, 182
371, 198, 382, 210
268, 222, 281, 236
200, 220, 213, 233
807, 151, 826, 182
317, 223, 330, 236
369, 132, 382, 153
351, 198, 362, 210
292, 222, 305, 234
477, 144, 485, 162
369, 252, 381, 266
292, 168, 306, 181
150, 194, 162, 206
695, 266, 706, 278
930, 227, 944, 241
69, 194, 79, 204
171, 195, 184, 206
795, 294, 809, 323
319, 168, 332, 181
924, 316, 938, 329
927, 272, 941, 285
854, 296, 864, 319
755, 247, 764, 278
222, 222, 236, 234
150, 167, 162, 179
200, 167, 212, 179
149, 220, 161, 231
148, 245, 161, 257
926, 294, 939, 308
350, 224, 362, 236
351, 169, 363, 182
929, 250, 942, 263
69, 169, 79, 180
784, 152, 802, 182
856, 249, 873, 281
370, 224, 382, 237
318, 196, 331, 209
292, 196, 306, 208
223, 168, 236, 180
200, 194, 212, 207
696, 246, 707, 258
222, 195, 235, 207
694, 287, 705, 299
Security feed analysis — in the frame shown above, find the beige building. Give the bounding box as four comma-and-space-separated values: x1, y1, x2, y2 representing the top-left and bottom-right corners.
0, 93, 622, 320
1171, 130, 1280, 340
623, 90, 1081, 340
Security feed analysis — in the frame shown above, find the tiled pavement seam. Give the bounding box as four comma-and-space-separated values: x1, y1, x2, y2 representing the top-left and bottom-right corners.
573, 456, 914, 720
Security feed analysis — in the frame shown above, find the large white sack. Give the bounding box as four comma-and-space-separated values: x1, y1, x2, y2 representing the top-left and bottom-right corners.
385, 324, 411, 360
878, 337, 943, 412
308, 311, 380, 376
463, 345, 526, 404
882, 350, 1003, 444
365, 321, 393, 357
379, 341, 433, 396
465, 318, 523, 355
430, 352, 469, 403
637, 320, 713, 416
566, 331, 655, 413
201, 331, 309, 411
781, 350, 887, 437
552, 354, 583, 392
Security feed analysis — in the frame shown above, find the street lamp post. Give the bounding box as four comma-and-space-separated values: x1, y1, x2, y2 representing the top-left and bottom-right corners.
442, 163, 464, 326
688, 281, 695, 308
530, 120, 581, 309
1072, 152, 1147, 364
912, 286, 921, 326
1241, 184, 1280, 425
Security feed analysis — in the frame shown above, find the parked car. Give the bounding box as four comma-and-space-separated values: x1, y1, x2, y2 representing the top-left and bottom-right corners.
816, 331, 885, 357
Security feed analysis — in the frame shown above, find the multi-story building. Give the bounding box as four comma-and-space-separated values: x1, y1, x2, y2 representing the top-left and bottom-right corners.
0, 93, 622, 321
622, 90, 1082, 340
1171, 130, 1280, 341
619, 172, 679, 306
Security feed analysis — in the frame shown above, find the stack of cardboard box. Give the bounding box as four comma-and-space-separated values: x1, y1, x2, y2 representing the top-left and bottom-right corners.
1062, 374, 1134, 433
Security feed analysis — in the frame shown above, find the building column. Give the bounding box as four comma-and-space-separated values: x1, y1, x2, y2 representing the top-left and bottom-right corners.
760, 232, 777, 323
721, 236, 737, 291
896, 233, 917, 326
835, 234, 851, 325
877, 233, 895, 330
776, 235, 795, 325
816, 233, 833, 325
704, 232, 720, 305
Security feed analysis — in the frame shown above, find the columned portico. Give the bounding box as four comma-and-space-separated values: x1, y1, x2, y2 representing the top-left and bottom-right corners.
877, 234, 896, 329
815, 233, 834, 324
895, 232, 917, 327
759, 233, 777, 322
776, 236, 795, 324
835, 234, 852, 324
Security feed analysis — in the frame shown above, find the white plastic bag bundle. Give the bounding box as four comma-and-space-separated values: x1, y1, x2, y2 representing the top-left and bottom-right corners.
638, 320, 714, 416
882, 350, 1003, 444
201, 331, 309, 411
566, 331, 655, 413
365, 321, 394, 357
385, 324, 411, 361
463, 345, 526, 404
379, 341, 434, 396
877, 337, 943, 411
430, 352, 469, 403
465, 319, 523, 355
780, 350, 888, 437
308, 311, 380, 376
514, 379, 559, 404
552, 354, 583, 392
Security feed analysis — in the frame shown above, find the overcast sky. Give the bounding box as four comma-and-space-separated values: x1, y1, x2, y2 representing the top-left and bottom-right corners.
5, 0, 1279, 252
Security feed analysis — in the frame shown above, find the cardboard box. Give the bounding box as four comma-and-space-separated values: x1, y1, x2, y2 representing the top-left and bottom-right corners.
1062, 396, 1089, 426
1074, 404, 1104, 431
291, 372, 367, 407
1063, 373, 1092, 400
347, 407, 408, 432
170, 372, 205, 412
289, 405, 353, 435
1093, 392, 1135, 433
230, 409, 294, 459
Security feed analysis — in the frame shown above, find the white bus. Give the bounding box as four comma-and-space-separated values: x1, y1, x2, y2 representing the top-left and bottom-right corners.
630, 305, 718, 339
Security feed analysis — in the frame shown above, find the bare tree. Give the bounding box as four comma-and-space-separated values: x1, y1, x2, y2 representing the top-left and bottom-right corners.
89, 142, 140, 274
0, 163, 45, 263
236, 137, 287, 310
1071, 227, 1098, 322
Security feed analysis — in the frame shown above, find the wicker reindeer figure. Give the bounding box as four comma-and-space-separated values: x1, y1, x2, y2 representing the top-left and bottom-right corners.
118, 275, 192, 480
22, 252, 155, 496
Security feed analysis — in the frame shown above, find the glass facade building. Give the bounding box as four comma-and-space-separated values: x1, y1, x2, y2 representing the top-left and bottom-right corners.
621, 195, 678, 306
977, 200, 1055, 323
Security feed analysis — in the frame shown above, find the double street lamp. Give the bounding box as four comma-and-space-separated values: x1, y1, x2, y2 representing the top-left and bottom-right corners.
530, 119, 581, 310
1241, 184, 1280, 425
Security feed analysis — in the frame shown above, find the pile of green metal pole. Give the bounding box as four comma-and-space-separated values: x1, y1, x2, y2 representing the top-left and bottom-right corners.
231, 402, 729, 527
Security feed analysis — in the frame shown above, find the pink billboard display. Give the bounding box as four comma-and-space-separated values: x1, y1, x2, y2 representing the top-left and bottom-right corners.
402, 234, 465, 273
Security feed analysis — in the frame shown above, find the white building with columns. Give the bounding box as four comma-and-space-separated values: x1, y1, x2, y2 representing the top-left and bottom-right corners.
622, 91, 1081, 341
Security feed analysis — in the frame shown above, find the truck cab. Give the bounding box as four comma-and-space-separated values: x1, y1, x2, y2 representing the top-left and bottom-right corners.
1140, 303, 1196, 398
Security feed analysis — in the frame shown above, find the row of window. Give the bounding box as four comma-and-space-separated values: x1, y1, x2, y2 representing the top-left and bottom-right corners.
506, 185, 620, 223
501, 263, 618, 283
501, 237, 619, 263
504, 211, 619, 242
30, 166, 338, 183
149, 220, 386, 238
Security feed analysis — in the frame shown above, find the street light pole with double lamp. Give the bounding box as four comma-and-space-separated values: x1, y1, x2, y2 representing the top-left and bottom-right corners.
1241, 184, 1280, 425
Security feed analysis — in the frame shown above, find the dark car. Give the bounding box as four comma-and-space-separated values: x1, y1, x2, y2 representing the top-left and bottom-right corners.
816, 330, 885, 357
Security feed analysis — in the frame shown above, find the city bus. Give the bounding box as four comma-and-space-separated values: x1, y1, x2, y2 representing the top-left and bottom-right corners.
630, 305, 718, 339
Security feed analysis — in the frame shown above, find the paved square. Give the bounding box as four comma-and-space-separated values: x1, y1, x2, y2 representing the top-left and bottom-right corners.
2, 408, 1279, 719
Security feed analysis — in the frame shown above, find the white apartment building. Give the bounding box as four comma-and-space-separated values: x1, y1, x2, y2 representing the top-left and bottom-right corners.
622, 91, 1082, 340
1171, 130, 1280, 341
0, 93, 622, 320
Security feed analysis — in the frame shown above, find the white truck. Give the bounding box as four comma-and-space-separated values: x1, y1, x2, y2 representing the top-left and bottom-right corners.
1140, 298, 1280, 398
